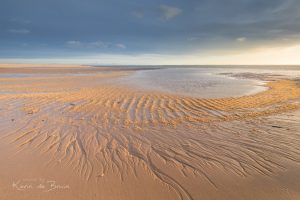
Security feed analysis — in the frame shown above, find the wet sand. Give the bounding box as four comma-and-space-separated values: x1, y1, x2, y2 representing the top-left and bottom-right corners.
0, 64, 300, 200
116, 67, 268, 98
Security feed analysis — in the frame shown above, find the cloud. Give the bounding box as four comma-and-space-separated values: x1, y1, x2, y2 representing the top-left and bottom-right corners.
66, 40, 126, 49
132, 11, 144, 19
66, 40, 108, 48
21, 43, 29, 47
2, 0, 300, 61
236, 37, 247, 42
66, 40, 82, 47
88, 41, 107, 48
159, 5, 182, 20
187, 37, 199, 41
10, 18, 31, 25
8, 29, 30, 34
116, 43, 126, 49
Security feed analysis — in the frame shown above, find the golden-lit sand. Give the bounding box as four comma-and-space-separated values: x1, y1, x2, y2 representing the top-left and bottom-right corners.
0, 64, 299, 200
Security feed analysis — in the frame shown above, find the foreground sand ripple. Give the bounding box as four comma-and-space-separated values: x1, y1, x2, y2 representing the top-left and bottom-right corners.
0, 71, 300, 199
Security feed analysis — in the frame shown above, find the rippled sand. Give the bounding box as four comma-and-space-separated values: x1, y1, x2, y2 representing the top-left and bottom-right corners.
0, 65, 300, 200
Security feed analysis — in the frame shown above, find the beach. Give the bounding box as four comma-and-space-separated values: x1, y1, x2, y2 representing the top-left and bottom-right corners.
0, 64, 299, 200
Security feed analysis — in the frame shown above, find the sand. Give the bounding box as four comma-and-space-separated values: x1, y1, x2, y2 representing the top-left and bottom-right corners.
0, 64, 299, 200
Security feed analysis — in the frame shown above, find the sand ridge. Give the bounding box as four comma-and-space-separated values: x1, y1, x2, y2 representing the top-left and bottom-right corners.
0, 66, 300, 200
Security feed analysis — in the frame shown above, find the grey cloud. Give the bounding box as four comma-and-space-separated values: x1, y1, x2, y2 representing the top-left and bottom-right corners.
8, 29, 30, 34
10, 18, 31, 25
159, 5, 182, 20
66, 41, 82, 47
116, 43, 126, 49
132, 11, 144, 19
1, 0, 300, 57
236, 37, 247, 42
88, 41, 108, 48
66, 41, 126, 49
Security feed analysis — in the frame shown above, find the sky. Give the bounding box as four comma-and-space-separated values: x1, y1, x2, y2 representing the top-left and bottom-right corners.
1, 0, 300, 65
